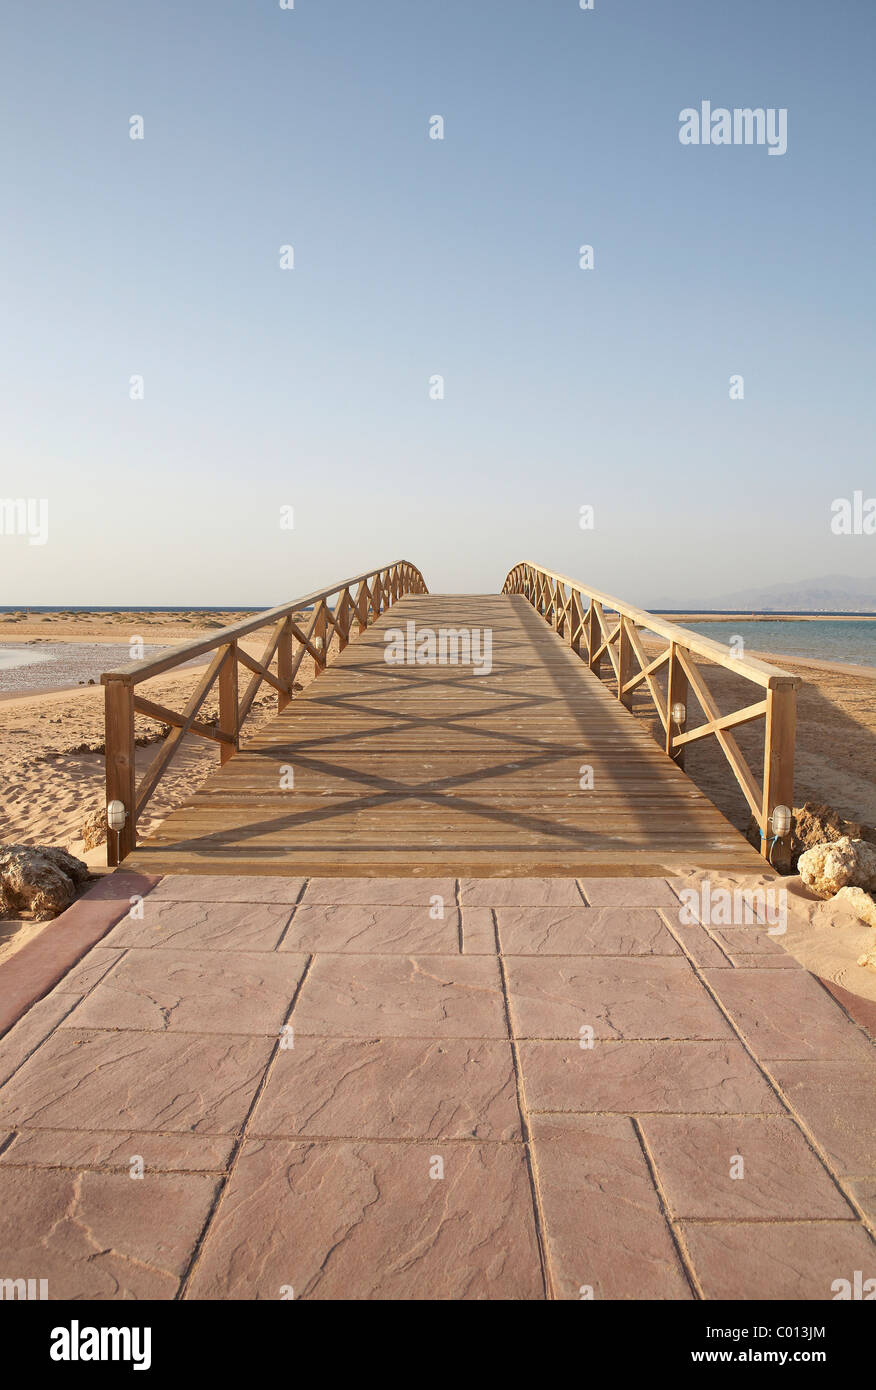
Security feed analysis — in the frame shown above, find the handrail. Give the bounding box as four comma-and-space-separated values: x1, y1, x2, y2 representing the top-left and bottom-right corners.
503, 561, 799, 866
101, 559, 428, 864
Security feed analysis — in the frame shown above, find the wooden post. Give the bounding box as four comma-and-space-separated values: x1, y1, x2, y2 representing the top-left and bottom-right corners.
356, 581, 369, 633
277, 618, 293, 712
587, 603, 601, 676
336, 589, 351, 652
666, 641, 688, 767
218, 642, 239, 764
312, 602, 328, 676
618, 616, 633, 709
762, 682, 796, 869
104, 679, 136, 866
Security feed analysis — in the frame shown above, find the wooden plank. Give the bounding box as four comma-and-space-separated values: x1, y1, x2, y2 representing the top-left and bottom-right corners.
134, 647, 228, 818
675, 646, 763, 825
132, 695, 232, 746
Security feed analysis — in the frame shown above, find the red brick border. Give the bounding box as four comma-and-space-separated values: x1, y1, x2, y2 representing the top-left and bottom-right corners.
820, 977, 876, 1042
0, 873, 161, 1039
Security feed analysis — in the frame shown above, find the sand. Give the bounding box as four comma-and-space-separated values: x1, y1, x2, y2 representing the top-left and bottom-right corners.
0, 612, 320, 962
1, 612, 875, 995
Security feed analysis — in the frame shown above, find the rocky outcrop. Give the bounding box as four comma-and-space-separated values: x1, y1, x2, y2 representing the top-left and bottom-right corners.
0, 845, 90, 920
80, 805, 107, 851
798, 836, 876, 899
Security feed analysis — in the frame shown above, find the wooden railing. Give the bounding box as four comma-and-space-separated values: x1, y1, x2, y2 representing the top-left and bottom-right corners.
101, 560, 428, 864
503, 562, 799, 866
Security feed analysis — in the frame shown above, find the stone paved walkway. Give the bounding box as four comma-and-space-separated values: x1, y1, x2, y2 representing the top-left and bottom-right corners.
0, 874, 874, 1300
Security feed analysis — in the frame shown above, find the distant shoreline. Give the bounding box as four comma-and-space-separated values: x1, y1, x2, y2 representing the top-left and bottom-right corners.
657, 612, 876, 623
2, 606, 875, 620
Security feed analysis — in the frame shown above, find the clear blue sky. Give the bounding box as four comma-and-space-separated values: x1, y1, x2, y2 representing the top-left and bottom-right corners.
1, 0, 874, 606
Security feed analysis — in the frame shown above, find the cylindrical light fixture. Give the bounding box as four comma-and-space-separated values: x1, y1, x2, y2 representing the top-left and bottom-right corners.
671, 701, 686, 726
770, 804, 793, 838
106, 800, 127, 831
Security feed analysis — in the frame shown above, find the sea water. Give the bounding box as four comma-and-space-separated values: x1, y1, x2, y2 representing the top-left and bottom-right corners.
678, 619, 876, 669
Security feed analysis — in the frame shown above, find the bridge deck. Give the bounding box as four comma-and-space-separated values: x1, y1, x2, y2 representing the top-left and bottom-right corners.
123, 594, 767, 877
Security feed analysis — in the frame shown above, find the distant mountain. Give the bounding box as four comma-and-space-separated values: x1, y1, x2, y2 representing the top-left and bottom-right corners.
656, 574, 876, 613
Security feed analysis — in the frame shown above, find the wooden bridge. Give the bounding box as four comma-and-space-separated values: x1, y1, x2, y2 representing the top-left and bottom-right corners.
102, 561, 798, 877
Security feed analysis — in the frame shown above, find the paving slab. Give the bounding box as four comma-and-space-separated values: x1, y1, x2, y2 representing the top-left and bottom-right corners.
0, 875, 159, 1038
0, 1128, 235, 1173
680, 1220, 876, 1300
2, 871, 874, 1301
250, 1038, 521, 1141
461, 907, 498, 953
459, 878, 584, 907
0, 992, 83, 1090
639, 1115, 854, 1220
291, 954, 508, 1038
531, 1114, 692, 1300
768, 1059, 876, 1175
278, 904, 459, 954
505, 956, 732, 1040
518, 1040, 784, 1115
82, 872, 163, 903
661, 918, 731, 968
710, 927, 798, 963
104, 900, 294, 951
149, 875, 306, 903
52, 946, 126, 993
0, 1165, 220, 1300
704, 968, 875, 1062
819, 978, 876, 1041
579, 878, 680, 908
61, 949, 309, 1035
187, 1137, 544, 1300
302, 878, 455, 906
0, 1029, 274, 1134
847, 1179, 876, 1225
496, 907, 679, 956
725, 953, 801, 969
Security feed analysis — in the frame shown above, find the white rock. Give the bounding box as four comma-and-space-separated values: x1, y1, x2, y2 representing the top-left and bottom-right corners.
797, 836, 876, 899
835, 885, 876, 930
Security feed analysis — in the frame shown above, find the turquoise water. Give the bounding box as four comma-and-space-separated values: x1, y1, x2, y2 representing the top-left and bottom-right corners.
679, 619, 876, 669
